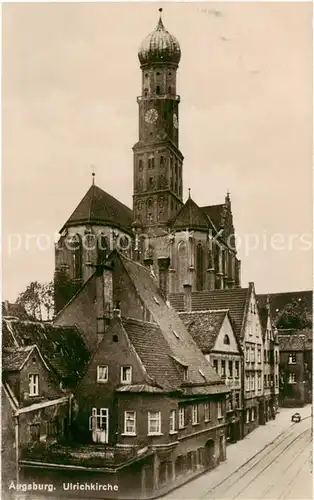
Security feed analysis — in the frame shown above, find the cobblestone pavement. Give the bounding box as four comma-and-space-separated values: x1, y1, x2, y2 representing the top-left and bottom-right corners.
163, 405, 313, 500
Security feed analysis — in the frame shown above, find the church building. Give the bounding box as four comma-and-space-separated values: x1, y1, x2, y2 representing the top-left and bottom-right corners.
54, 9, 241, 314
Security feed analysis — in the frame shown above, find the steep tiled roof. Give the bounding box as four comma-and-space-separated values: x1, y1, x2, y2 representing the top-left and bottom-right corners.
257, 291, 312, 318
62, 184, 134, 235
122, 318, 182, 391
178, 310, 227, 353
201, 204, 224, 231
3, 346, 34, 371
278, 328, 312, 351
119, 254, 225, 391
116, 385, 164, 393
2, 319, 90, 388
169, 287, 250, 338
172, 197, 211, 231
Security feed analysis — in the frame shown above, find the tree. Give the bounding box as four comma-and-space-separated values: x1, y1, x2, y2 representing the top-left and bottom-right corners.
16, 281, 55, 321
275, 298, 312, 330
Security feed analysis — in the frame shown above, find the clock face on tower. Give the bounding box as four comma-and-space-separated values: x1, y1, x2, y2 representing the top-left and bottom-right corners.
173, 113, 178, 129
145, 108, 158, 124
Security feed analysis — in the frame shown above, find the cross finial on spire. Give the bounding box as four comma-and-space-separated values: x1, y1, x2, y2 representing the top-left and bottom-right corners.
90, 165, 96, 185
188, 188, 191, 199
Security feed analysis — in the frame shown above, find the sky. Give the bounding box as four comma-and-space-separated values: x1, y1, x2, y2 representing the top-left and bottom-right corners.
2, 2, 313, 302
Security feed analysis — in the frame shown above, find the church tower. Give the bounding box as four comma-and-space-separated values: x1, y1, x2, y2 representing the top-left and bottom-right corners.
133, 9, 184, 234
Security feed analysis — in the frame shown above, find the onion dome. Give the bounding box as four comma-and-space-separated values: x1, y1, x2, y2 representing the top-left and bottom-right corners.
138, 9, 181, 66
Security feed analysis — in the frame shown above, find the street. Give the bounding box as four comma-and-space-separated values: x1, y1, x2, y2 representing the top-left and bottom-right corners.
164, 408, 312, 500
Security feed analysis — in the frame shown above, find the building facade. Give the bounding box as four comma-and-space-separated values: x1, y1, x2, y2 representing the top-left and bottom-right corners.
278, 329, 312, 407
178, 306, 243, 443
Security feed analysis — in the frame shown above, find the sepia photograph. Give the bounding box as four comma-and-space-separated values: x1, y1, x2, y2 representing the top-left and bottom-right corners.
2, 2, 313, 499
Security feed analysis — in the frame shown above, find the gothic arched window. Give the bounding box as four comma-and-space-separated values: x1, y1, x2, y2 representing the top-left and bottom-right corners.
196, 243, 204, 291
70, 234, 82, 280
97, 234, 109, 265
177, 240, 188, 292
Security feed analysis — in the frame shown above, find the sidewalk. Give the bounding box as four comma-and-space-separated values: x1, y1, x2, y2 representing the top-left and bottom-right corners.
163, 405, 312, 499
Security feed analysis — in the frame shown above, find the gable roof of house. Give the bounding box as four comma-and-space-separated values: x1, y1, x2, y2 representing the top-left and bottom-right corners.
172, 197, 211, 232
257, 291, 312, 318
2, 319, 91, 388
117, 253, 226, 392
122, 318, 182, 391
278, 328, 312, 351
169, 286, 251, 339
178, 310, 229, 353
2, 345, 50, 372
61, 184, 134, 235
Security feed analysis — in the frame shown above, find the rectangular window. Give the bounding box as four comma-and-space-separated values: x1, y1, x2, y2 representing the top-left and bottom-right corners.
246, 374, 250, 391
251, 374, 255, 391
288, 353, 296, 364
169, 410, 176, 433
213, 359, 218, 373
204, 403, 210, 422
258, 373, 261, 390
257, 348, 261, 363
270, 375, 274, 387
192, 405, 199, 425
246, 347, 250, 362
97, 365, 108, 383
275, 375, 278, 387
29, 374, 39, 396
183, 367, 188, 381
235, 361, 240, 378
288, 373, 296, 384
275, 351, 278, 364
264, 374, 267, 387
221, 360, 226, 377
217, 401, 222, 418
121, 366, 132, 384
178, 407, 185, 429
148, 411, 161, 435
264, 349, 267, 363
246, 409, 250, 423
228, 361, 233, 378
251, 408, 255, 421
124, 411, 136, 435
235, 393, 240, 408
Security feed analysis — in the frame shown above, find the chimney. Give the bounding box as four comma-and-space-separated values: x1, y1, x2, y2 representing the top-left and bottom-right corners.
183, 284, 192, 312
96, 267, 113, 341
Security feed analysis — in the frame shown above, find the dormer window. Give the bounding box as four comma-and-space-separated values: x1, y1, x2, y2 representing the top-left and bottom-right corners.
223, 334, 230, 345
29, 374, 39, 397
121, 366, 132, 384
